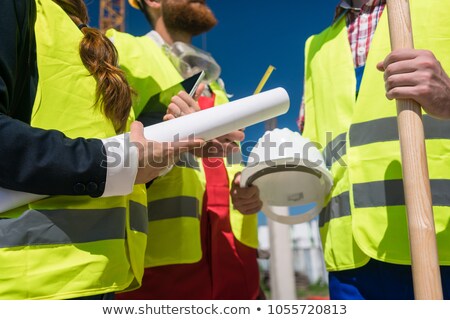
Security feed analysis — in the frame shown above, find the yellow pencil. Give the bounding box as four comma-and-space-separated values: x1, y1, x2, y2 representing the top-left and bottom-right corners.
254, 65, 276, 95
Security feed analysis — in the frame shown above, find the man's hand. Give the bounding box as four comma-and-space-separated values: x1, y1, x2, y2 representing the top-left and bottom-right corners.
192, 129, 245, 158
163, 84, 205, 121
130, 121, 205, 184
230, 172, 263, 215
377, 49, 450, 119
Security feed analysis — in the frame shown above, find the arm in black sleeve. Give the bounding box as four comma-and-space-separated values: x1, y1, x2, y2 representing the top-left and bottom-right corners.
0, 0, 107, 197
0, 115, 107, 197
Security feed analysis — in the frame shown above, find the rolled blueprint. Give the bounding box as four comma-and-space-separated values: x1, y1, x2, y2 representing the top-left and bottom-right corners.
0, 190, 45, 213
141, 87, 289, 141
0, 87, 290, 213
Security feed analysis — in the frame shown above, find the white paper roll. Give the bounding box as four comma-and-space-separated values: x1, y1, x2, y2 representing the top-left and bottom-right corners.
142, 87, 289, 142
0, 88, 290, 213
0, 188, 45, 213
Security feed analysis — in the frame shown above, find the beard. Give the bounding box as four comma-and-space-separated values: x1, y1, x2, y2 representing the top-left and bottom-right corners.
161, 0, 218, 36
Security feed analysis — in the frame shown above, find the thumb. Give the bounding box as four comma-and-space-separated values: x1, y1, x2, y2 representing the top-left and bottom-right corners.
233, 172, 242, 186
193, 83, 206, 100
130, 121, 147, 156
376, 61, 385, 72
130, 121, 145, 143
129, 121, 146, 163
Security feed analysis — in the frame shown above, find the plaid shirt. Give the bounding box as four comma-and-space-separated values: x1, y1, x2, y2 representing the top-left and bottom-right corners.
297, 0, 386, 133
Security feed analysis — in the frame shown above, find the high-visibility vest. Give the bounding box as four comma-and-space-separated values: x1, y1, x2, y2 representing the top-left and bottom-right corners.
107, 29, 258, 267
303, 0, 450, 271
0, 0, 147, 299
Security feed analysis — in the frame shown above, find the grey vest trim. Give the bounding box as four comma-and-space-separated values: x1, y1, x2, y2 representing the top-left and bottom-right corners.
349, 115, 450, 148
353, 179, 450, 208
176, 152, 200, 171
319, 179, 450, 227
148, 196, 200, 222
325, 116, 450, 168
0, 208, 126, 248
129, 201, 149, 234
323, 132, 347, 169
227, 151, 243, 166
319, 192, 351, 227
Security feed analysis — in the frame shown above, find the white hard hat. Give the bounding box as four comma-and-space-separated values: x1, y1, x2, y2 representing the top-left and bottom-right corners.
240, 128, 333, 225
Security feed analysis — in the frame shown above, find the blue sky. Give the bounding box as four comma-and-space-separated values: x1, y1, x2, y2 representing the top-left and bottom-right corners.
86, 0, 339, 157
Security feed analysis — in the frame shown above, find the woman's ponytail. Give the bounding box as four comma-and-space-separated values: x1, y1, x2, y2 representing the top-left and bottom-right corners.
52, 0, 133, 133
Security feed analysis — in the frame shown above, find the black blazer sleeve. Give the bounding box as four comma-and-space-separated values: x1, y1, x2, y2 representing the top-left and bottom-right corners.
0, 0, 106, 197
0, 115, 107, 197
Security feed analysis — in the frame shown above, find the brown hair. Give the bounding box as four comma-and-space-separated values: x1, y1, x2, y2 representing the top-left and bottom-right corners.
52, 0, 132, 133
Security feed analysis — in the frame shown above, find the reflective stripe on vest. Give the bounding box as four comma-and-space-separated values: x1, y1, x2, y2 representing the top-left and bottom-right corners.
353, 180, 450, 208
323, 132, 347, 169
176, 152, 200, 171
324, 115, 450, 169
227, 150, 244, 166
0, 208, 126, 248
148, 196, 199, 221
129, 201, 149, 234
350, 116, 450, 147
319, 192, 350, 227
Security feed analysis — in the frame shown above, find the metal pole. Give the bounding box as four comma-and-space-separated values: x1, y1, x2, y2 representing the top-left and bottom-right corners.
267, 207, 297, 299
265, 117, 296, 300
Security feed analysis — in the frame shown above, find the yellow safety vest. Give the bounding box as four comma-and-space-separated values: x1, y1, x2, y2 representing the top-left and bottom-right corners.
108, 30, 258, 268
303, 0, 450, 271
0, 0, 147, 299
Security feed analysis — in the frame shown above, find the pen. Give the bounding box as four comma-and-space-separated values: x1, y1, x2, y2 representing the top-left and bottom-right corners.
189, 70, 206, 97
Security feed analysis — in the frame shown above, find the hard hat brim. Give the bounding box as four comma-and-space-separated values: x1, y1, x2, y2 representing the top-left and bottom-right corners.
241, 157, 333, 206
128, 0, 140, 9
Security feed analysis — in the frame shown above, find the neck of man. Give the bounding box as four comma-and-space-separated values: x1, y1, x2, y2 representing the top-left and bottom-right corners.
153, 18, 193, 45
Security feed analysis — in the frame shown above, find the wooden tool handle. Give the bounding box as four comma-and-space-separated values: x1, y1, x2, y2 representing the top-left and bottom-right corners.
386, 0, 443, 299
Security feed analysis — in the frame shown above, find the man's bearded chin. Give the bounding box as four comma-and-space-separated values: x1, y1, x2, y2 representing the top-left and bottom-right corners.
163, 2, 218, 36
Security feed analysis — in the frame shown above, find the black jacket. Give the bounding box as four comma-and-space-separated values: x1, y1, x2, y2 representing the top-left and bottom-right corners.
0, 0, 106, 197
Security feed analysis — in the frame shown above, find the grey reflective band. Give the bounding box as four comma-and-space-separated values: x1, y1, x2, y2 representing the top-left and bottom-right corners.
323, 132, 347, 168
227, 151, 243, 165
318, 179, 450, 227
0, 208, 126, 248
319, 192, 350, 227
148, 196, 199, 222
350, 115, 450, 147
353, 179, 450, 208
176, 152, 200, 170
129, 201, 149, 234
